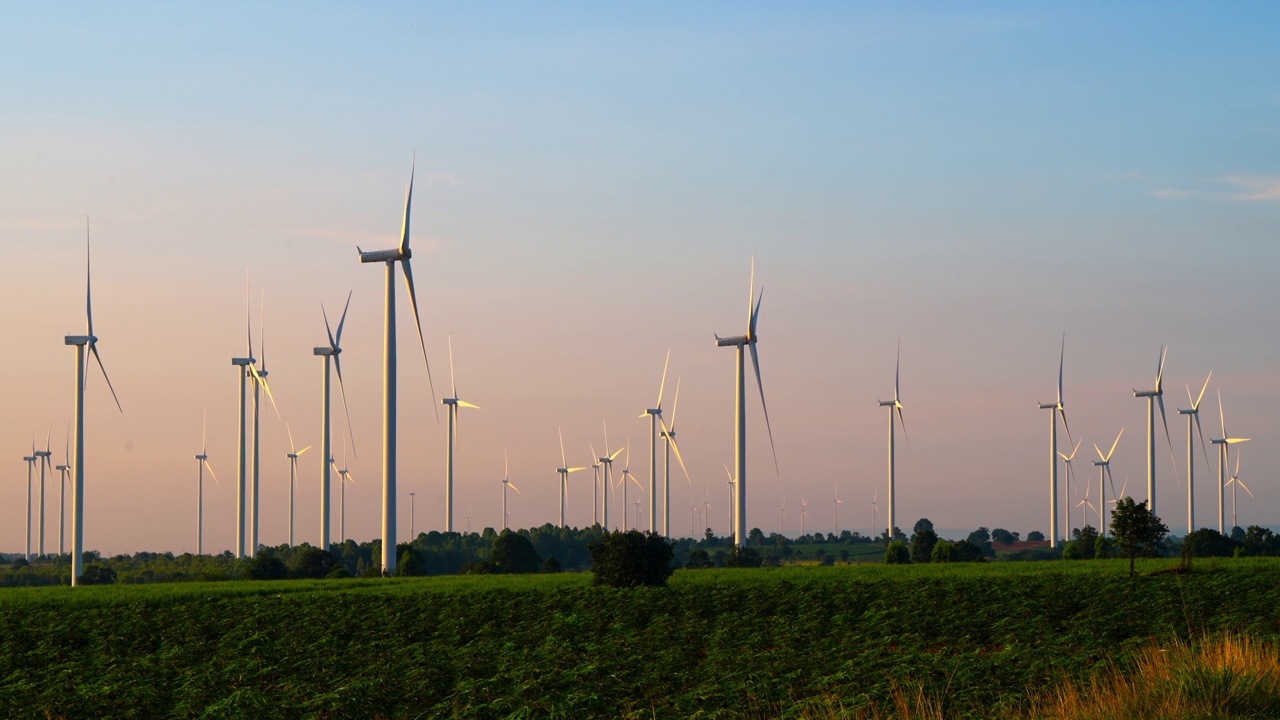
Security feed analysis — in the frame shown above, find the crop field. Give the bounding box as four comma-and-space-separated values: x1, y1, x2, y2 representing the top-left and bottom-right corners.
3, 558, 1279, 718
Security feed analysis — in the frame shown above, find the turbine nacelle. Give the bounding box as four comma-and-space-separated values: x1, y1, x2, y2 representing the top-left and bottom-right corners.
231, 357, 253, 367
64, 334, 93, 346
715, 334, 751, 347
313, 346, 335, 357
357, 247, 408, 264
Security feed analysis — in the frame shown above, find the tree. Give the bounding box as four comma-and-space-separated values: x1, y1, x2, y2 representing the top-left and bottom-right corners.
684, 548, 713, 569
396, 545, 425, 576
542, 556, 563, 574
289, 546, 341, 579
748, 527, 766, 546
991, 528, 1018, 546
912, 518, 935, 536
490, 531, 542, 574
587, 530, 674, 587
1093, 534, 1111, 559
966, 527, 995, 557
1110, 497, 1168, 576
931, 540, 956, 563
1061, 541, 1081, 560
909, 527, 938, 564
1075, 525, 1098, 560
245, 552, 287, 580
884, 540, 910, 564
1183, 528, 1240, 558
952, 539, 986, 562
1027, 530, 1045, 542
724, 546, 763, 568
78, 564, 117, 585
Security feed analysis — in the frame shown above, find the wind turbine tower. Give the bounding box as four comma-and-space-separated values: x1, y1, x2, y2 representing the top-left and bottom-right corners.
23, 450, 36, 561
195, 412, 218, 554
714, 258, 778, 547
1037, 336, 1070, 549
1091, 428, 1123, 536
1211, 391, 1250, 532
65, 221, 122, 585
285, 424, 311, 546
597, 423, 623, 530
1177, 373, 1212, 534
357, 157, 436, 576
556, 428, 584, 528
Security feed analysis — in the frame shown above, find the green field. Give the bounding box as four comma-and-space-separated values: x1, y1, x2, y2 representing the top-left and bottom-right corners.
3, 558, 1279, 718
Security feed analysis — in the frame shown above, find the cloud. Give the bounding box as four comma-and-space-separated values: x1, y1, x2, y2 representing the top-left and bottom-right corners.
1218, 175, 1280, 202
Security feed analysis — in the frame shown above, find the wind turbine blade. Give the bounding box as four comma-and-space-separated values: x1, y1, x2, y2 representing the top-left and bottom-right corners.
895, 339, 902, 402
509, 482, 520, 495
298, 445, 313, 456
335, 290, 352, 347
84, 218, 93, 337
90, 346, 123, 413
399, 156, 414, 256
333, 354, 357, 458
747, 256, 755, 328
559, 426, 568, 468
1105, 466, 1117, 498
457, 401, 481, 410
749, 341, 779, 473
204, 458, 220, 485
1218, 389, 1227, 437
252, 365, 282, 418
1094, 443, 1106, 462
1057, 333, 1065, 405
401, 257, 438, 417
660, 416, 693, 485
1157, 394, 1178, 483
245, 272, 253, 360
449, 335, 457, 400
669, 377, 682, 431
657, 349, 670, 409
896, 406, 911, 451
287, 422, 297, 454
609, 447, 624, 462
259, 290, 268, 371
723, 464, 733, 482
1155, 345, 1167, 392
567, 467, 585, 473
1238, 479, 1254, 499
1106, 427, 1124, 462
323, 304, 337, 350
1058, 408, 1073, 445
1193, 414, 1211, 474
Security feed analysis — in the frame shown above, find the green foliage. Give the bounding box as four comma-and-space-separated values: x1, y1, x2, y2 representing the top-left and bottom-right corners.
683, 548, 713, 569
1110, 497, 1169, 576
1062, 541, 1081, 560
1183, 528, 1240, 558
991, 528, 1019, 545
724, 546, 763, 568
1093, 535, 1112, 559
542, 557, 562, 574
245, 553, 287, 581
586, 530, 675, 588
1027, 530, 1046, 542
288, 546, 341, 580
910, 526, 938, 564
77, 564, 116, 585
931, 540, 956, 563
1075, 525, 1098, 560
488, 530, 543, 574
884, 540, 910, 564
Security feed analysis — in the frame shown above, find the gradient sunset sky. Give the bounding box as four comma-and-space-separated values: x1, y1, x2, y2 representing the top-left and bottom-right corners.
2, 3, 1278, 553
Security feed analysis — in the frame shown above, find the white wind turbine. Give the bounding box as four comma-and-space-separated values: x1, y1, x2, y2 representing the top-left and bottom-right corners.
443, 337, 480, 532
314, 291, 355, 550
659, 377, 692, 537
779, 496, 786, 535
501, 448, 519, 531
248, 293, 281, 558
35, 427, 52, 557
1091, 428, 1123, 536
65, 220, 123, 585
56, 429, 70, 555
833, 484, 843, 535
1037, 335, 1071, 548
1132, 345, 1179, 517
617, 440, 642, 531
556, 427, 585, 528
1058, 438, 1083, 538
589, 444, 601, 527
357, 157, 437, 575
1177, 372, 1213, 534
714, 258, 778, 547
1225, 448, 1252, 530
195, 412, 219, 555
597, 422, 624, 530
723, 464, 735, 537
1106, 478, 1130, 529
877, 342, 910, 542
229, 284, 255, 560
333, 443, 355, 543
1074, 482, 1096, 535
1211, 390, 1250, 532
285, 424, 312, 546
871, 489, 879, 541
23, 446, 36, 561
800, 496, 808, 536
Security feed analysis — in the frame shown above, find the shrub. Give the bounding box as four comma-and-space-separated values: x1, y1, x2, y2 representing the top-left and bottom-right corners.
289, 546, 340, 579
931, 540, 956, 563
884, 540, 910, 565
78, 564, 116, 585
587, 530, 674, 587
1062, 541, 1081, 560
724, 546, 763, 568
1027, 531, 1046, 542
542, 557, 562, 574
489, 531, 542, 574
245, 553, 287, 580
396, 545, 425, 577
684, 548, 714, 569
909, 528, 938, 564
953, 539, 986, 563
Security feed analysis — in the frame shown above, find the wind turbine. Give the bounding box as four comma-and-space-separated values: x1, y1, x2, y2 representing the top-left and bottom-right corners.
1177, 372, 1213, 534
248, 293, 281, 558
779, 497, 786, 535
314, 290, 355, 550
34, 427, 52, 557
1106, 478, 1130, 528
1091, 428, 1123, 536
641, 352, 690, 535
23, 447, 36, 561
1132, 345, 1179, 517
357, 157, 437, 576
443, 337, 480, 532
597, 422, 624, 530
229, 281, 255, 560
334, 449, 355, 543
65, 220, 123, 585
723, 464, 735, 537
714, 257, 778, 547
800, 496, 808, 536
1225, 448, 1252, 530
618, 439, 642, 531
833, 484, 843, 535
1037, 335, 1072, 548
871, 489, 879, 541
1058, 438, 1083, 539
1211, 391, 1250, 532
589, 444, 601, 527
877, 342, 910, 543
658, 377, 692, 537
556, 428, 585, 528
501, 448, 519, 531
195, 411, 219, 555
285, 424, 312, 546
1074, 482, 1096, 535
56, 428, 70, 555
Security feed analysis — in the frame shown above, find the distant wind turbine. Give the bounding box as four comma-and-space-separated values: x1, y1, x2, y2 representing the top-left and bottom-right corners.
65, 220, 123, 584
779, 496, 786, 535
659, 377, 692, 537
1132, 345, 1179, 517
335, 445, 355, 543
1177, 372, 1213, 534
501, 448, 519, 531
597, 422, 624, 530
357, 156, 437, 576
35, 427, 52, 557
1091, 428, 1123, 536
23, 447, 36, 561
195, 411, 219, 555
1225, 447, 1252, 530
1058, 438, 1083, 539
589, 444, 601, 527
556, 427, 585, 528
800, 496, 808, 536
56, 427, 70, 555
723, 464, 734, 537
285, 424, 311, 546
1211, 391, 1250, 532
833, 484, 843, 535
715, 258, 778, 547
249, 292, 281, 558
618, 439, 642, 531
1074, 482, 1096, 535
314, 291, 355, 550
1037, 335, 1071, 548
877, 341, 910, 543
443, 337, 480, 533
229, 281, 255, 560
871, 488, 879, 541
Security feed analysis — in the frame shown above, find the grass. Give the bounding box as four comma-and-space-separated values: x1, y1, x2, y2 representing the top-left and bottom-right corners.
2, 558, 1280, 717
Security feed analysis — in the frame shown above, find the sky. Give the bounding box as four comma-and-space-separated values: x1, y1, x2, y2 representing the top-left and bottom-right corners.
1, 3, 1278, 554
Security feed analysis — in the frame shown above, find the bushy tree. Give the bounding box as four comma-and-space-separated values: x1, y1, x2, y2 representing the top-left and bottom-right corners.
1027, 531, 1045, 542
909, 526, 938, 564
684, 548, 713, 569
542, 557, 562, 574
953, 539, 986, 562
1183, 528, 1240, 558
931, 540, 956, 563
1075, 525, 1098, 560
587, 530, 674, 587
246, 552, 287, 580
396, 545, 425, 576
991, 528, 1018, 546
966, 527, 995, 557
488, 531, 542, 574
1110, 497, 1168, 576
884, 540, 910, 564
1093, 534, 1112, 559
724, 546, 763, 568
1062, 541, 1081, 560
289, 546, 341, 579
78, 564, 116, 585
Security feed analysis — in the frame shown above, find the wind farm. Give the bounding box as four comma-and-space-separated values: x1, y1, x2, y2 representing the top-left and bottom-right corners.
3, 5, 1280, 717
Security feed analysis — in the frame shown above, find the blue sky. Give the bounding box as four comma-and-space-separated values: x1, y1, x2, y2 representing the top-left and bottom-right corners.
1, 3, 1277, 553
